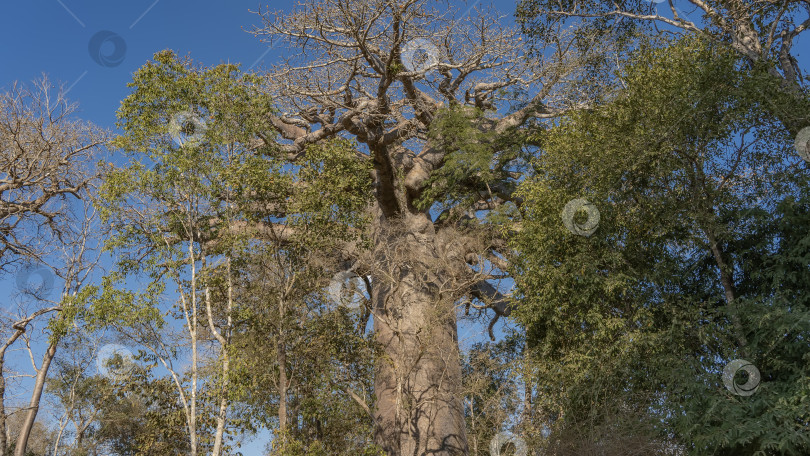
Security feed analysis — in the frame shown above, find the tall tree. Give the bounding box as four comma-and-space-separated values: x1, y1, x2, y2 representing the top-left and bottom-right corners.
0, 77, 106, 456
98, 54, 280, 456
511, 35, 810, 455
104, 51, 374, 454
245, 1, 603, 452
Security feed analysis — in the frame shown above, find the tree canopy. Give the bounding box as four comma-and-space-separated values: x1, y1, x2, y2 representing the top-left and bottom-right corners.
1, 1, 809, 455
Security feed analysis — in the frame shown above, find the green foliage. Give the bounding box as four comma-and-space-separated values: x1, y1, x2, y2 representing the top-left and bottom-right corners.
511, 35, 810, 454
46, 336, 193, 456
517, 0, 658, 42
93, 372, 193, 455
96, 48, 370, 322
462, 333, 534, 455
228, 243, 379, 455
268, 429, 385, 456
110, 50, 273, 152
290, 138, 373, 248
91, 49, 377, 454
417, 105, 526, 221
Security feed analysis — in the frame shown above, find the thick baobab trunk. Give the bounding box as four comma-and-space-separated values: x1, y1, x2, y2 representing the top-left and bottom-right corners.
372, 213, 468, 456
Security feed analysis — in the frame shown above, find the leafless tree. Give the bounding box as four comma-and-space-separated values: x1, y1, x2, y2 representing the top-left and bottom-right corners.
248, 1, 604, 453
0, 78, 106, 456
8, 199, 101, 456
0, 77, 107, 269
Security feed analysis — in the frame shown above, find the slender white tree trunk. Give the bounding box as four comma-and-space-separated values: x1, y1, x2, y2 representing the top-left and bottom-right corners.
209, 259, 234, 455
188, 240, 199, 456
277, 295, 288, 436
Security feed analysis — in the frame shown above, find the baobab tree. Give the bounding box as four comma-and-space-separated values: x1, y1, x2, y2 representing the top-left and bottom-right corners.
248, 1, 604, 453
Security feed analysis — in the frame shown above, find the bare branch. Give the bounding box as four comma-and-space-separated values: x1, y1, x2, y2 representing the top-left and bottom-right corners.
0, 77, 108, 268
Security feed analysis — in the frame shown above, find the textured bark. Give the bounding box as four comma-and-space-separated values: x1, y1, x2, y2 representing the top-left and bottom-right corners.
277, 298, 289, 435
14, 343, 57, 456
372, 214, 468, 455
0, 348, 9, 456
0, 307, 61, 456
249, 2, 571, 452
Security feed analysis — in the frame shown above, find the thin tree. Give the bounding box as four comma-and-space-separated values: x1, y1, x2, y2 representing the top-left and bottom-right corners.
0, 77, 106, 456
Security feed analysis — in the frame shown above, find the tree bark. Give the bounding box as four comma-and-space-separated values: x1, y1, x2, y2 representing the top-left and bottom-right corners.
705, 228, 749, 353
0, 335, 18, 456
14, 343, 57, 456
0, 307, 62, 456
208, 256, 235, 456
187, 240, 199, 456
277, 297, 288, 435
0, 359, 8, 456
372, 213, 468, 456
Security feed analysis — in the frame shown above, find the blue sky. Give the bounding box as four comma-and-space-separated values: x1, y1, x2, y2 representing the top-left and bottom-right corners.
0, 1, 288, 129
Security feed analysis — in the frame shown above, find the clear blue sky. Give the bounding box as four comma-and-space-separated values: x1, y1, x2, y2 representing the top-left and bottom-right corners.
0, 1, 295, 129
